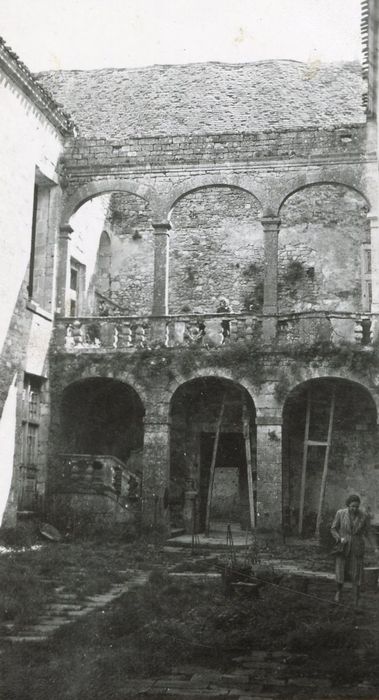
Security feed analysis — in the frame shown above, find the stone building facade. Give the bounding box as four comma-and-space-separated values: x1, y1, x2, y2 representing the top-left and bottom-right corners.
2, 1, 379, 536
0, 38, 74, 526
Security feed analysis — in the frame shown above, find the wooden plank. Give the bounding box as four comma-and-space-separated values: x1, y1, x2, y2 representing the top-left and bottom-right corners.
204, 395, 225, 535
315, 385, 336, 538
298, 390, 311, 535
242, 401, 256, 529
306, 440, 329, 447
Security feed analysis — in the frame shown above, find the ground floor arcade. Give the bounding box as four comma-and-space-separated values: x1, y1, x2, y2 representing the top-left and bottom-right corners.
46, 365, 379, 536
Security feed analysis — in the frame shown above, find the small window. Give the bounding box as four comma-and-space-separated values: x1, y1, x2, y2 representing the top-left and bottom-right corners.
363, 248, 372, 275
27, 168, 55, 307
68, 258, 85, 317
361, 244, 372, 312
70, 267, 78, 292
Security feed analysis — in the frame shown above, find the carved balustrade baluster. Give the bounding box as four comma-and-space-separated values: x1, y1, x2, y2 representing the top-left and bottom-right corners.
117, 321, 133, 348
135, 323, 147, 348
84, 461, 94, 483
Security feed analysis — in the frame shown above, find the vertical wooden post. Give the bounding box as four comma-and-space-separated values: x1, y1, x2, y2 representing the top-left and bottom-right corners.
315, 385, 336, 538
298, 390, 311, 535
242, 401, 255, 529
205, 396, 225, 535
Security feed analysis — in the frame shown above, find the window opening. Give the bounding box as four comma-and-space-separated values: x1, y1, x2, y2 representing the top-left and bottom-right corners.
361, 244, 372, 312
27, 184, 39, 298
20, 374, 43, 510
68, 258, 85, 316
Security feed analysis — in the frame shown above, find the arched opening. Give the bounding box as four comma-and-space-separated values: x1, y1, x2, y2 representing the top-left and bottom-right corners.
61, 378, 145, 466
279, 184, 370, 313
51, 378, 145, 531
169, 186, 263, 314
67, 191, 154, 316
170, 377, 256, 533
282, 378, 379, 537
94, 230, 111, 295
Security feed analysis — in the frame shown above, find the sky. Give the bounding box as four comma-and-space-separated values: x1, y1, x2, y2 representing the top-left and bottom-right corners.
0, 0, 362, 72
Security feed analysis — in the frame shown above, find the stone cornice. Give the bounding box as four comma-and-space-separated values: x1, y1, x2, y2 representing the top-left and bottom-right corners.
61, 154, 374, 179
0, 36, 76, 136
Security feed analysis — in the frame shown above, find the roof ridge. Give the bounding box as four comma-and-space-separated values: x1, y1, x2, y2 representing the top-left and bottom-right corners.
36, 58, 362, 76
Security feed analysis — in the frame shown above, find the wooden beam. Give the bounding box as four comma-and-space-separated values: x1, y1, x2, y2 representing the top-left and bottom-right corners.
205, 395, 225, 535
242, 401, 256, 529
315, 385, 336, 538
298, 390, 311, 535
306, 440, 329, 447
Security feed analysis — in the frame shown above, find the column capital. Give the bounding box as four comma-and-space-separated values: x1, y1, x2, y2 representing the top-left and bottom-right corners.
260, 216, 281, 230
256, 414, 283, 426
59, 223, 73, 239
152, 221, 172, 234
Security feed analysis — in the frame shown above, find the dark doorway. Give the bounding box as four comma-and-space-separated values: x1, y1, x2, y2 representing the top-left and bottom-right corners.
199, 432, 250, 530
170, 377, 256, 533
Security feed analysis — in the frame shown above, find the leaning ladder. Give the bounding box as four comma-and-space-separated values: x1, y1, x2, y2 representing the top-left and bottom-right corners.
205, 395, 226, 535
298, 385, 336, 537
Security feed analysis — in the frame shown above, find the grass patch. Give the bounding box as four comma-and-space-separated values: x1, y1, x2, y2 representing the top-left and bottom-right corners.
1, 568, 377, 700
0, 538, 177, 629
0, 558, 55, 628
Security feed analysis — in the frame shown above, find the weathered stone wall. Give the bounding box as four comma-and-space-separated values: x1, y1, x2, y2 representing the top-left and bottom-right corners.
170, 188, 263, 313
102, 193, 154, 314
0, 61, 66, 525
0, 65, 64, 352
62, 126, 366, 177
0, 261, 53, 526
79, 181, 369, 317
279, 185, 370, 312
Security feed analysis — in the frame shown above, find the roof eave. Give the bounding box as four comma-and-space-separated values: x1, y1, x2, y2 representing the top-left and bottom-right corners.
0, 37, 76, 136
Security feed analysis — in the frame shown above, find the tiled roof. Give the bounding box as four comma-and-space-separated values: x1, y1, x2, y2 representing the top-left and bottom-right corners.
0, 36, 75, 135
36, 60, 365, 139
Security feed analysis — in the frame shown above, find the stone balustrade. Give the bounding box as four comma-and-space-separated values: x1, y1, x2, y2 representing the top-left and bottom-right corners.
276, 311, 373, 346
59, 453, 141, 502
53, 313, 263, 351
52, 311, 375, 353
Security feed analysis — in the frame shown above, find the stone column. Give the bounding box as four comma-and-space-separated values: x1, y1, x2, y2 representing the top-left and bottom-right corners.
368, 214, 379, 341
255, 411, 283, 532
261, 216, 281, 343
55, 223, 73, 316
152, 221, 171, 315
141, 403, 171, 531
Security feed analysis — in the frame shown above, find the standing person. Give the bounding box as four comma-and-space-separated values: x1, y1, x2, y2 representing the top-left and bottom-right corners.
216, 297, 232, 342
331, 494, 379, 608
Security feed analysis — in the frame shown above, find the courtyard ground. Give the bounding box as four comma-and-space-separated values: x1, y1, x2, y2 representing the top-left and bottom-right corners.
1, 526, 379, 700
